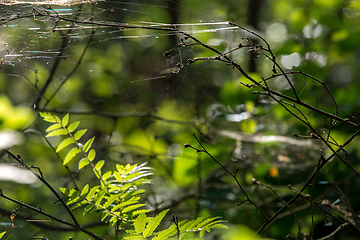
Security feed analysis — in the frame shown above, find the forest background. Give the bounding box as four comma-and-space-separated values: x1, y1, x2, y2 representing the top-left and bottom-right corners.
1, 0, 360, 239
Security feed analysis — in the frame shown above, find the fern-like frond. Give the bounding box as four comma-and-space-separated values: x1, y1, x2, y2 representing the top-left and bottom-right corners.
142, 209, 169, 237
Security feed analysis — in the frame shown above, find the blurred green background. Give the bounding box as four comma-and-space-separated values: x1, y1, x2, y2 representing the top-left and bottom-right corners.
1, 0, 360, 239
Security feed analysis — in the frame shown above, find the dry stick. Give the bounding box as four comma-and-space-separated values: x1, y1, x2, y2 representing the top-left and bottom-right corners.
256, 129, 360, 235
4, 150, 79, 227
254, 180, 302, 233
191, 134, 268, 222
228, 21, 300, 101
290, 186, 360, 240
178, 38, 359, 131
261, 79, 360, 179
0, 206, 105, 231
2, 150, 104, 240
0, 190, 103, 240
315, 222, 351, 240
35, 124, 79, 190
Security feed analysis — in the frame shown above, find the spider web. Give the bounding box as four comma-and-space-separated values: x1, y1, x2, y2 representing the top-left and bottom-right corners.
0, 1, 242, 120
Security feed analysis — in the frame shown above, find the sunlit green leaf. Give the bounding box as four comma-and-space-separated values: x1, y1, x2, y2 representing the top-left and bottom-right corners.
143, 209, 169, 237
68, 121, 80, 133
134, 212, 147, 234
46, 129, 68, 137
62, 113, 69, 127
0, 231, 6, 239
63, 148, 81, 165
59, 187, 78, 197
83, 136, 95, 152
56, 137, 76, 152
101, 211, 111, 221
40, 112, 57, 123
153, 223, 177, 240
86, 186, 99, 201
45, 123, 62, 132
122, 203, 146, 213
81, 184, 89, 196
103, 193, 121, 208
88, 149, 96, 161
95, 189, 106, 205
95, 160, 104, 170
79, 158, 90, 169
83, 204, 95, 214
93, 168, 101, 179
74, 129, 87, 140
109, 215, 118, 226
114, 171, 122, 182
102, 171, 112, 180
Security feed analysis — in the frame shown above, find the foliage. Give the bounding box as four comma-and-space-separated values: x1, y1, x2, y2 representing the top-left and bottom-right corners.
39, 112, 226, 239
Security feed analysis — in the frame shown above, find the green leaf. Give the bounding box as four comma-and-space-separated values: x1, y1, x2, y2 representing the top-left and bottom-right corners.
102, 171, 112, 180
83, 204, 95, 214
63, 148, 81, 165
134, 212, 147, 234
56, 137, 76, 152
62, 113, 69, 127
93, 168, 101, 179
45, 123, 62, 132
132, 209, 151, 217
196, 217, 220, 229
68, 121, 80, 133
40, 112, 57, 123
54, 115, 61, 123
122, 203, 146, 213
101, 211, 111, 221
103, 193, 121, 208
81, 184, 89, 196
59, 187, 77, 197
79, 158, 90, 169
111, 198, 140, 212
46, 129, 68, 137
88, 149, 96, 161
179, 217, 204, 232
0, 231, 6, 239
95, 189, 106, 205
83, 136, 95, 152
143, 209, 169, 237
86, 186, 99, 201
74, 129, 87, 140
153, 223, 177, 240
114, 171, 122, 182
109, 215, 119, 227
95, 160, 104, 170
